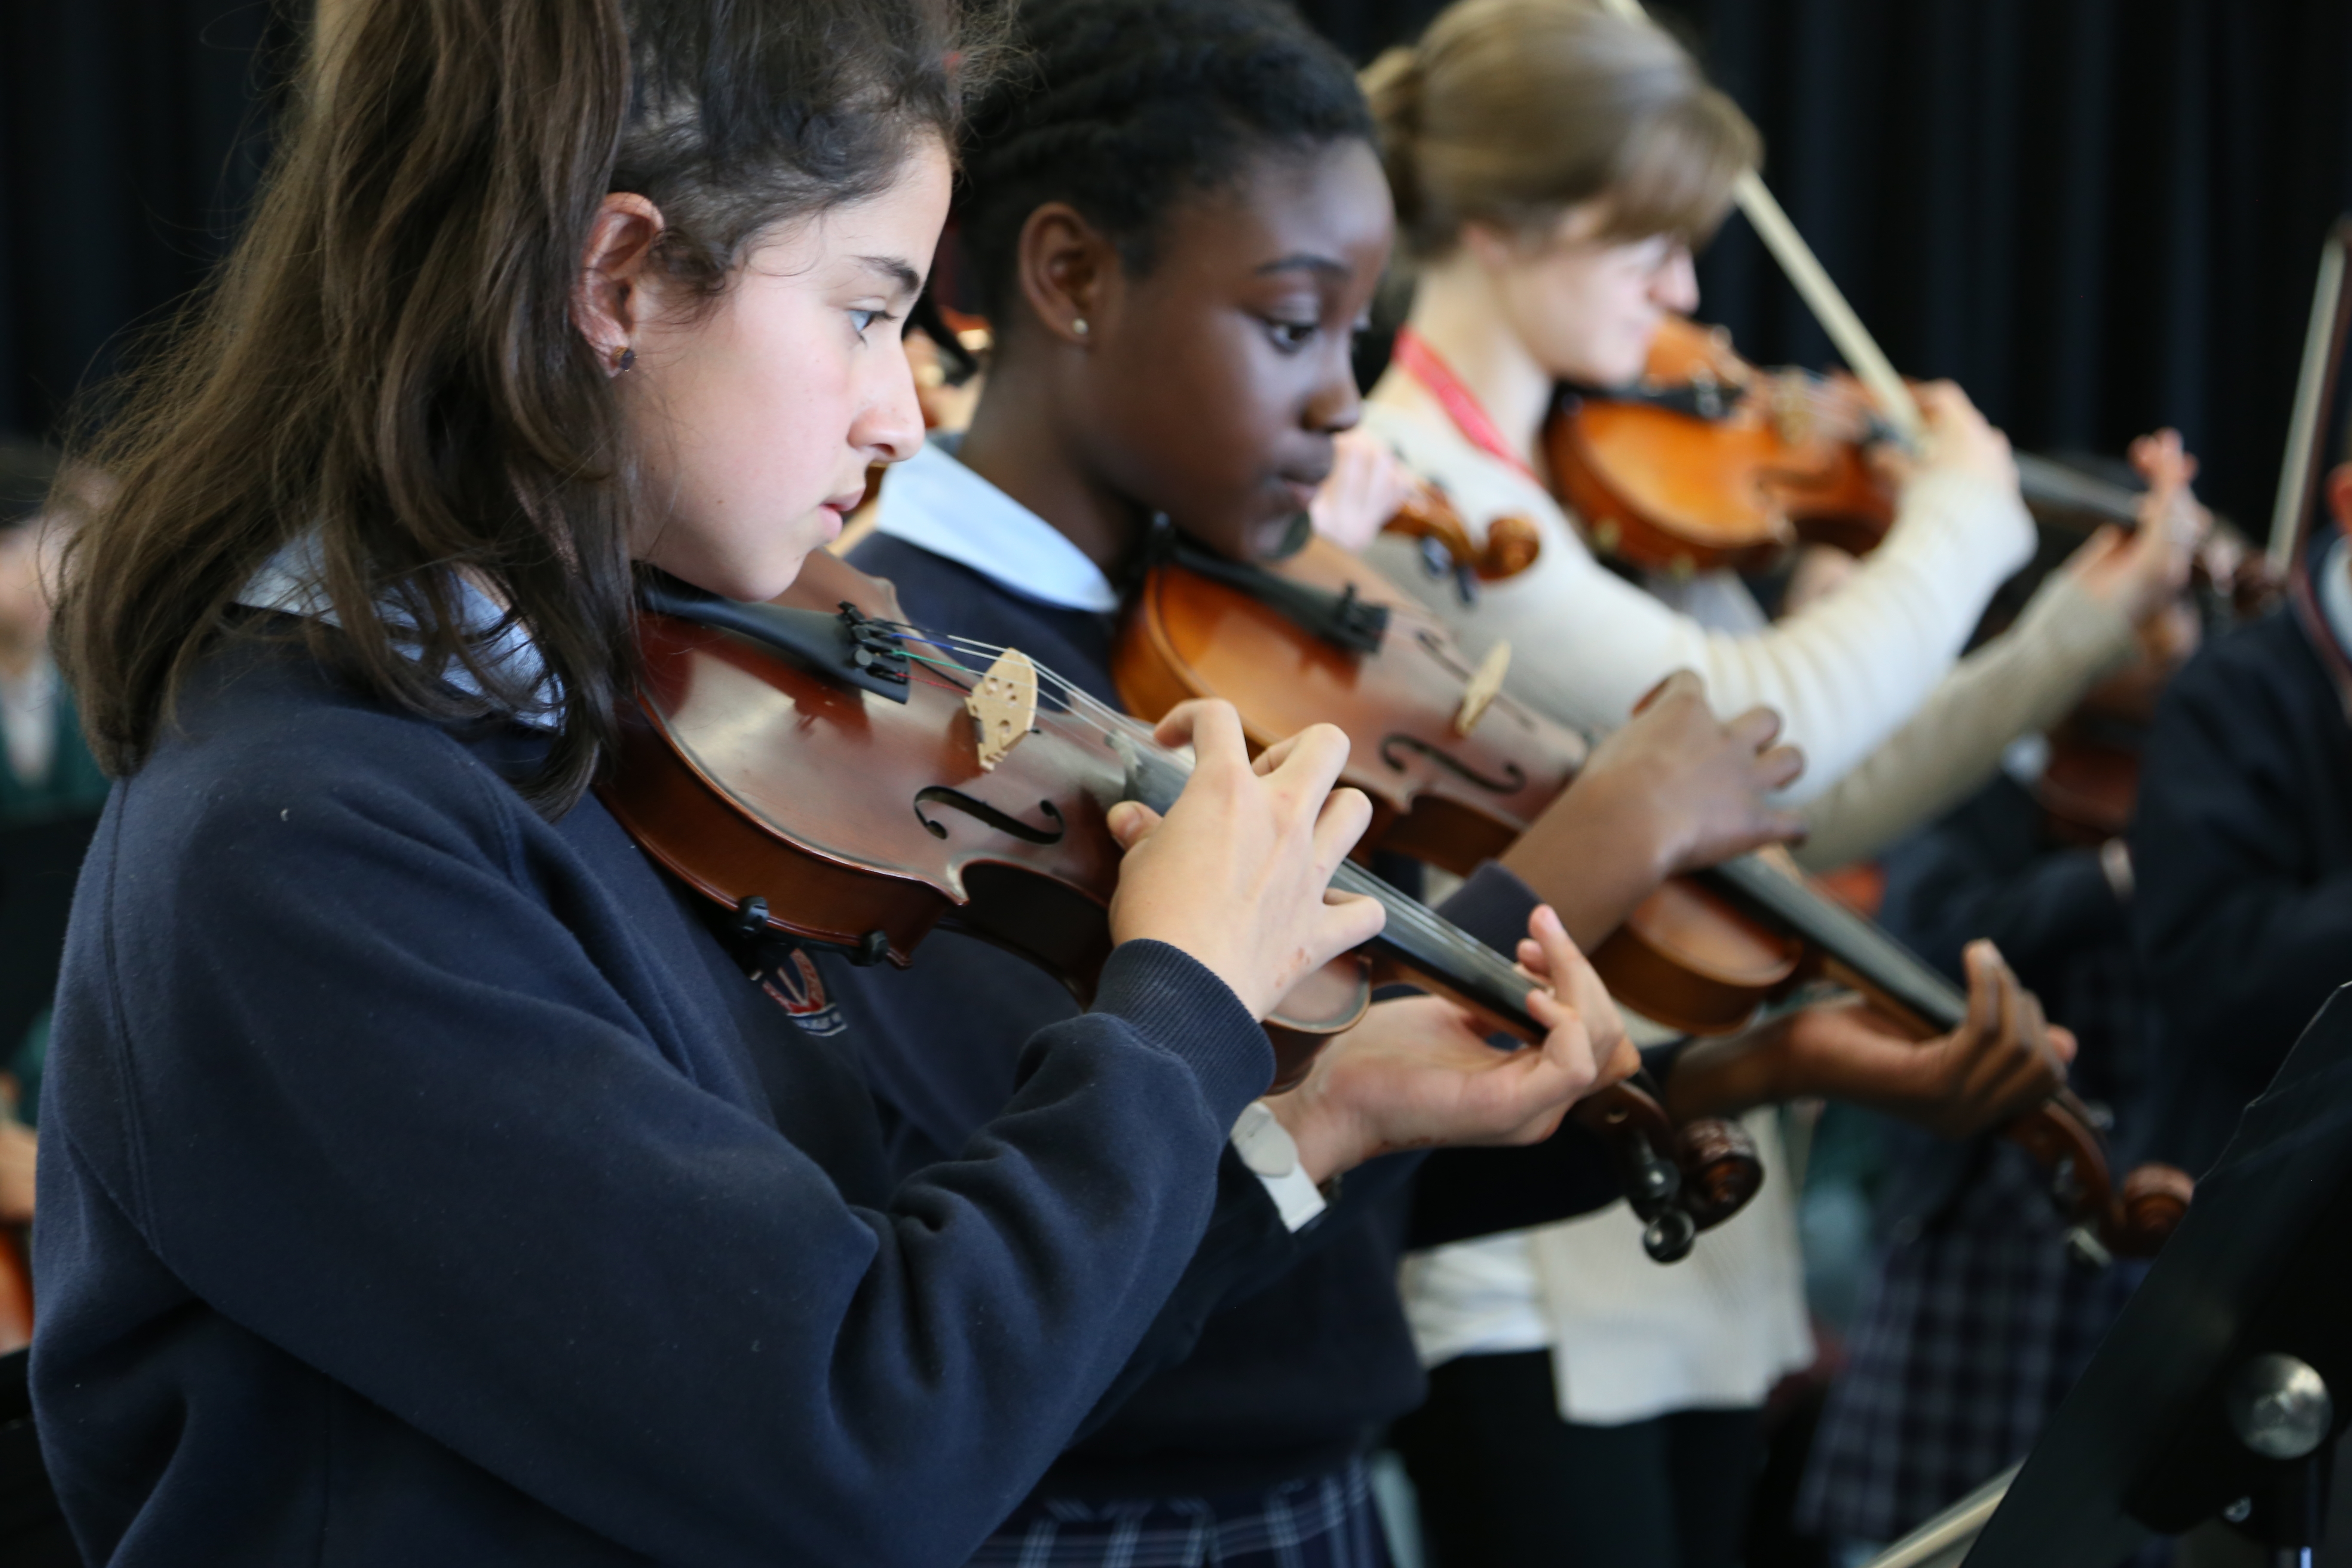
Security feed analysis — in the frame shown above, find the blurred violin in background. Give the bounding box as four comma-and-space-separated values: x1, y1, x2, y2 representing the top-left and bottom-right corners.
1549, 315, 2283, 606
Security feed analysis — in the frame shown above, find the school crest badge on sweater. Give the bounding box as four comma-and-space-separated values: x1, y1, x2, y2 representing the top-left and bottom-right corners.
749, 945, 848, 1038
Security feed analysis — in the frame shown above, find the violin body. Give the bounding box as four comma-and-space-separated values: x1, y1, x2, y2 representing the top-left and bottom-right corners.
1547, 317, 1894, 576
606, 553, 1125, 989
1118, 535, 1584, 873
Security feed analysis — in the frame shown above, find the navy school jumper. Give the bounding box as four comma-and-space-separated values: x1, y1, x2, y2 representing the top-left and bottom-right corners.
838, 533, 1632, 1501
30, 634, 1295, 1567
2131, 604, 2352, 1176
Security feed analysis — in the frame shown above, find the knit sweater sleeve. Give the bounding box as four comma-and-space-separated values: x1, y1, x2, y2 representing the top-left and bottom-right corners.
1792, 572, 2138, 870
39, 692, 1273, 1565
1361, 402, 2036, 802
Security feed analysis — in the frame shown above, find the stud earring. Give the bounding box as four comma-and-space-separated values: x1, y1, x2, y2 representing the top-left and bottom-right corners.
614, 345, 637, 373
1072, 318, 1089, 338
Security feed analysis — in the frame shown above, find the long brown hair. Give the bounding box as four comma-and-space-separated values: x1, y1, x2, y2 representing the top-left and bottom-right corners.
1364, 0, 1758, 260
57, 0, 974, 813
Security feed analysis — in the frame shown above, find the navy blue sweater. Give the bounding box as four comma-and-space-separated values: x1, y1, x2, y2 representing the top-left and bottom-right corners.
1866, 774, 2156, 1236
840, 534, 1624, 1499
2131, 606, 2352, 1176
31, 637, 1284, 1566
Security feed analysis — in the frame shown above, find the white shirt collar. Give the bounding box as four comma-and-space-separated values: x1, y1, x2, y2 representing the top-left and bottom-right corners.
873, 438, 1122, 614
236, 533, 561, 729
2321, 534, 2352, 661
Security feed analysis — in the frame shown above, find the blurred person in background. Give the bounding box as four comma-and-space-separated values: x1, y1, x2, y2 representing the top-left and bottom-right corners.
0, 438, 108, 1223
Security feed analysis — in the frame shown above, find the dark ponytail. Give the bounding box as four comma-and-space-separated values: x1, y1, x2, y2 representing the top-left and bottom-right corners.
58, 0, 979, 814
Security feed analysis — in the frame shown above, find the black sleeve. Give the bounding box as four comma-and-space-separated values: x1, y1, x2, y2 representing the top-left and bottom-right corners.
1875, 779, 2124, 985
2132, 629, 2352, 1115
54, 739, 1276, 1567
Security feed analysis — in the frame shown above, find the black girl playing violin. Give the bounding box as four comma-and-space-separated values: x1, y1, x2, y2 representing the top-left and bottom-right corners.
827, 1, 2070, 1563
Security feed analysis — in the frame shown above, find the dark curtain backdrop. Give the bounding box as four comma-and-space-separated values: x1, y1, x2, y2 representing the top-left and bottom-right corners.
0, 0, 298, 441
5, 2, 2352, 528
1305, 0, 2352, 534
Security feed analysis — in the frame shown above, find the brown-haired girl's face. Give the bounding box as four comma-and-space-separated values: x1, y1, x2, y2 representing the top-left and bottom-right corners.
1470, 204, 1697, 387
586, 138, 949, 601
1074, 140, 1393, 560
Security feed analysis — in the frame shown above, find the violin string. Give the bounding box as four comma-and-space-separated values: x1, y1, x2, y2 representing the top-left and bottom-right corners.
875, 617, 1538, 981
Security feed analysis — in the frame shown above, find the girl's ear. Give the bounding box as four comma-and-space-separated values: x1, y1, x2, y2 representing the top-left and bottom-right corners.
1013, 201, 1116, 349
575, 193, 669, 372
1458, 218, 1521, 276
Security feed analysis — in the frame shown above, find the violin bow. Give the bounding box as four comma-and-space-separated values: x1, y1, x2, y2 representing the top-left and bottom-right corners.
1592, 0, 1927, 448
2265, 219, 2352, 725
2266, 217, 2352, 576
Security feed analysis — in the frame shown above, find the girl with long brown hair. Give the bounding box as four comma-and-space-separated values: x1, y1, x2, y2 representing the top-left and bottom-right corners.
12, 0, 1609, 1559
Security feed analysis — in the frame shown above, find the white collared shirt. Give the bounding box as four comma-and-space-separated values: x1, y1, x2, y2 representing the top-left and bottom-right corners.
874, 439, 1121, 613
236, 534, 560, 729
2321, 535, 2352, 657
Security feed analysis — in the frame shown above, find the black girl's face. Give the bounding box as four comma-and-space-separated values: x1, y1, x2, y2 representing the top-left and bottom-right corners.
1076, 140, 1393, 560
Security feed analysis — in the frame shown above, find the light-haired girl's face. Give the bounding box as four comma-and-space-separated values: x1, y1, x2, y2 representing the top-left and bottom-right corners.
605, 138, 950, 602
1476, 203, 1698, 388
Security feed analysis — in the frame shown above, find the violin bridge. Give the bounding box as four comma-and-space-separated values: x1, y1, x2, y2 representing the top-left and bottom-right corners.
1454, 640, 1512, 736
967, 648, 1040, 772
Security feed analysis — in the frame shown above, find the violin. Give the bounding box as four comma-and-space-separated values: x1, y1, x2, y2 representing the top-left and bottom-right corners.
1610, 851, 2192, 1261
1547, 315, 2265, 586
600, 551, 1752, 1264
1116, 533, 2192, 1260
1546, 316, 1894, 574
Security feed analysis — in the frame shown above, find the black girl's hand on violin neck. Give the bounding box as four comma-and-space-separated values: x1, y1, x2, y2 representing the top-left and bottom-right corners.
1265, 904, 1635, 1181
1674, 940, 2074, 1137
1500, 672, 1807, 950
1104, 700, 1384, 1022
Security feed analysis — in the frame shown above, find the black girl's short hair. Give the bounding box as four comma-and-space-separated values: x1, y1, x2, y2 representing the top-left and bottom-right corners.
60, 0, 987, 814
955, 0, 1373, 318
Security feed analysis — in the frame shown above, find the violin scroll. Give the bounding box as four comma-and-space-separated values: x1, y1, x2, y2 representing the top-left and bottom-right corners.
2009, 1094, 2191, 1262
2114, 1162, 2195, 1257
1384, 486, 1543, 582
1572, 1078, 1761, 1262
1674, 1115, 1766, 1229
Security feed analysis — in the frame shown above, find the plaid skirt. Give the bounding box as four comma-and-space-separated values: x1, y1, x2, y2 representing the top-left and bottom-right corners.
969, 1459, 1390, 1568
1796, 1143, 2145, 1546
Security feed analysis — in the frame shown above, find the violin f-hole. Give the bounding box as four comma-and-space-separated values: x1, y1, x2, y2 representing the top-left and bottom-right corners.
913, 788, 1066, 845
1378, 734, 1528, 794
